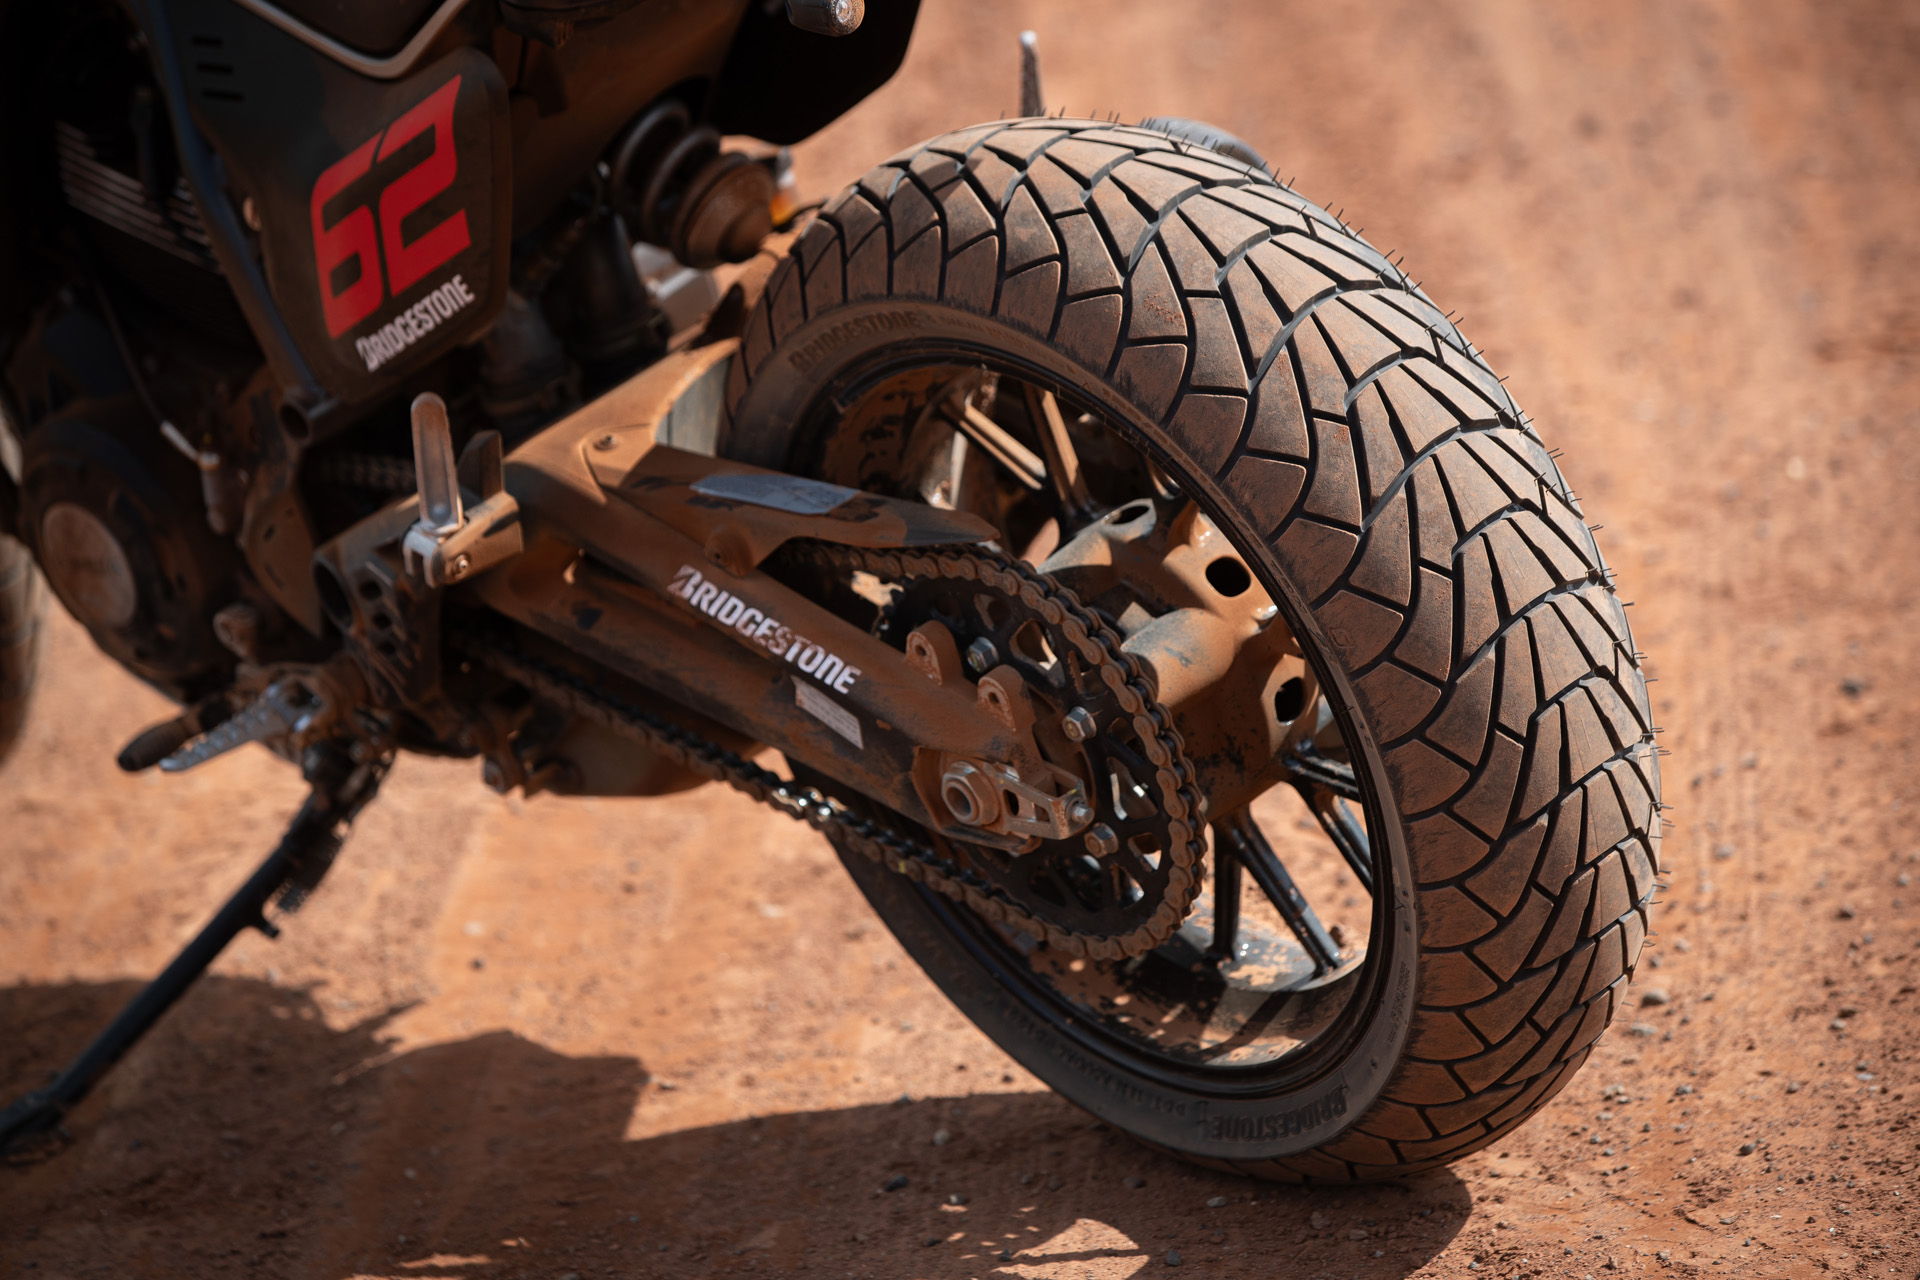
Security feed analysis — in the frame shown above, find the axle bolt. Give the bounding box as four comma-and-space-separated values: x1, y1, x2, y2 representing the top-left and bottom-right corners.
941, 761, 1001, 827
966, 637, 999, 675
1061, 706, 1097, 742
1084, 823, 1119, 857
1067, 799, 1095, 828
592, 433, 619, 452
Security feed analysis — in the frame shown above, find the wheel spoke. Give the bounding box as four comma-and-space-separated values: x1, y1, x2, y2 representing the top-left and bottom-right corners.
1022, 383, 1095, 527
943, 397, 1045, 490
1205, 839, 1241, 963
1282, 749, 1361, 801
1213, 808, 1341, 974
1306, 791, 1374, 894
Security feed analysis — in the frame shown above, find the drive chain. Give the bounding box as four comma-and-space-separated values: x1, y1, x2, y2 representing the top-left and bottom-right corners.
461, 540, 1205, 960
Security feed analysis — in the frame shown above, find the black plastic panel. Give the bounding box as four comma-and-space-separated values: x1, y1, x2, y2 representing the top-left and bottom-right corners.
262, 0, 446, 58
170, 0, 510, 407
710, 0, 921, 145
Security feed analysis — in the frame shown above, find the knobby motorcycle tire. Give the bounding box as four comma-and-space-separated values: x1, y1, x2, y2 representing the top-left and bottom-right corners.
721, 118, 1661, 1180
0, 532, 42, 766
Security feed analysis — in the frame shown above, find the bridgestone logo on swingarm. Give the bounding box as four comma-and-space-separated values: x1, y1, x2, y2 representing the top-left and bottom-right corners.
668, 564, 862, 694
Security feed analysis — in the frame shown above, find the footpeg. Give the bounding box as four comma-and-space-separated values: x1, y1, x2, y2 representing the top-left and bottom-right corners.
116, 694, 233, 772
159, 680, 313, 772
401, 393, 523, 587
153, 659, 366, 773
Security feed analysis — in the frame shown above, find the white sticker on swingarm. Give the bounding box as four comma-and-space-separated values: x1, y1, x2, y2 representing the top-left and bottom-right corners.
795, 680, 862, 748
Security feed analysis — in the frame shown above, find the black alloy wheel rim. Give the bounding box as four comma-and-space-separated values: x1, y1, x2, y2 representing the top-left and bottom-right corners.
786, 342, 1403, 1096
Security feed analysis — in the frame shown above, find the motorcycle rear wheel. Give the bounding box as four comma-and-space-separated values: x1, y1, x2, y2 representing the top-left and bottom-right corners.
723, 119, 1660, 1180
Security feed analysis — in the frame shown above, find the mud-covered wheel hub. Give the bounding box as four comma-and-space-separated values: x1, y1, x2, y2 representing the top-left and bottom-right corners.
881, 568, 1199, 955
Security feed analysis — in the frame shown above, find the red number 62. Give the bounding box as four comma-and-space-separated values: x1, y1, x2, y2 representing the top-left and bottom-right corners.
310, 75, 471, 340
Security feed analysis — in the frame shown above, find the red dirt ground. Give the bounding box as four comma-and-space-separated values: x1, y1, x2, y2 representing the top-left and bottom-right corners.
5, 1, 1920, 1276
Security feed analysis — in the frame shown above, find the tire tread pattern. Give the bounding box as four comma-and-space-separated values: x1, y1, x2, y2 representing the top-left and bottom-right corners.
726, 120, 1661, 1180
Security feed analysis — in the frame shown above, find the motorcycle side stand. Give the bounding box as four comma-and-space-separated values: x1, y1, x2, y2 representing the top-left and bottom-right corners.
0, 744, 387, 1156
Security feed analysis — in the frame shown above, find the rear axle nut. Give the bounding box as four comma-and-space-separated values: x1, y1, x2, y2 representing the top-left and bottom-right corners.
941, 761, 1002, 827
1061, 706, 1097, 741
1084, 823, 1119, 857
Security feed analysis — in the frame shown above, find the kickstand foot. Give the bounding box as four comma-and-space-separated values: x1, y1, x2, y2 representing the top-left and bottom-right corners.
0, 745, 387, 1155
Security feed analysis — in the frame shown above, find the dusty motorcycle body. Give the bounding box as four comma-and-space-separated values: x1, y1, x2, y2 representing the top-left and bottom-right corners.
0, 0, 1662, 1181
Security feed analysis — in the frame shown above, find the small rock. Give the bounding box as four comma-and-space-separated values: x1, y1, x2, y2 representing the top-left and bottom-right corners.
882, 1174, 909, 1192
1713, 843, 1736, 860
1310, 1211, 1329, 1230
1124, 1175, 1146, 1189
1836, 904, 1856, 920
1657, 1251, 1672, 1262
1673, 937, 1692, 953
932, 1129, 950, 1146
559, 1273, 580, 1280
1630, 1022, 1658, 1037
947, 1193, 969, 1205
1718, 1216, 1736, 1226
1046, 1175, 1063, 1191
1206, 1195, 1229, 1208
1897, 872, 1912, 888
1639, 988, 1671, 1007
1673, 1083, 1694, 1096
923, 1236, 941, 1248
996, 1249, 1012, 1262
1837, 1004, 1858, 1017
1165, 1248, 1183, 1266
1349, 1229, 1369, 1240
1738, 1142, 1757, 1155
1017, 1172, 1033, 1186
1786, 1080, 1803, 1093
469, 956, 485, 970
1830, 1018, 1849, 1031
1841, 677, 1866, 698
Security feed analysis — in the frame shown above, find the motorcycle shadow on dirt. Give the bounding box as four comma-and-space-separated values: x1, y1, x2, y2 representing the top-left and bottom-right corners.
1, 977, 1475, 1278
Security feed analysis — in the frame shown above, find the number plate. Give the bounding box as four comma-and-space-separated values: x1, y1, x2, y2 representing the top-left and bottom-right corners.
185, 15, 510, 407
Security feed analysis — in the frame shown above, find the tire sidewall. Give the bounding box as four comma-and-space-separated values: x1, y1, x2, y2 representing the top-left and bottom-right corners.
726, 298, 1423, 1164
